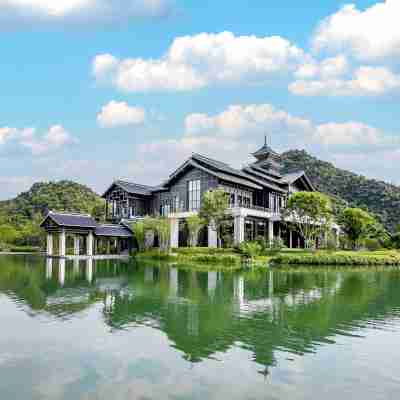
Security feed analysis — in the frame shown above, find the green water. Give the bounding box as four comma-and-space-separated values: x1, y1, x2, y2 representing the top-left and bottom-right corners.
1, 255, 400, 399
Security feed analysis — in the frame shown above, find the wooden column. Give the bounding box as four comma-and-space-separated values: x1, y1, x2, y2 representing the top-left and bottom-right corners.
87, 232, 94, 256
233, 216, 245, 246
170, 218, 179, 249
46, 233, 53, 256
59, 230, 66, 257
208, 223, 218, 248
268, 220, 274, 247
74, 235, 80, 256
107, 239, 111, 255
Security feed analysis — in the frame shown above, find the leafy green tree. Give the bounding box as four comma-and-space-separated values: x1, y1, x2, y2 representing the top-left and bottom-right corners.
186, 215, 205, 247
199, 188, 230, 248
154, 217, 171, 252
339, 208, 376, 250
131, 221, 146, 252
0, 224, 19, 244
282, 191, 333, 249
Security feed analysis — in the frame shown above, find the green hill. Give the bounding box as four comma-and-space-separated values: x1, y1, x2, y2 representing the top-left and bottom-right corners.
0, 181, 104, 239
282, 150, 400, 232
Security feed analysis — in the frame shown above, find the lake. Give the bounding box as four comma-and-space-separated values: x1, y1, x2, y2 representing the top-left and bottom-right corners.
1, 255, 400, 399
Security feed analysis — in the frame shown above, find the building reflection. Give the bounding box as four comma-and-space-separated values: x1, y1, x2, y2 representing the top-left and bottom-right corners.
2, 255, 400, 371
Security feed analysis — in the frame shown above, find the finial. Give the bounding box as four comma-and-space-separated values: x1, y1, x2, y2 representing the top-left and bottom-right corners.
264, 135, 267, 146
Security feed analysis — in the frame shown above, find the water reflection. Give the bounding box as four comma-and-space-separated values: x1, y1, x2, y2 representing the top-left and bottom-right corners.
1, 255, 400, 370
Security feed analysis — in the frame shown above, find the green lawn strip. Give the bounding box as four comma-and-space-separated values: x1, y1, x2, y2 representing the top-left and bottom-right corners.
271, 250, 400, 266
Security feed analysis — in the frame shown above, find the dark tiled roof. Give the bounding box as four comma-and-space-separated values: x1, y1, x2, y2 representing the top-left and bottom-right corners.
252, 144, 277, 158
95, 224, 133, 238
189, 159, 263, 190
42, 211, 98, 228
281, 171, 306, 183
103, 180, 156, 197
242, 166, 286, 193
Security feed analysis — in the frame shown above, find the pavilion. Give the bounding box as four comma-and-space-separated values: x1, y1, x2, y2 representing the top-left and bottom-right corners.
40, 211, 133, 258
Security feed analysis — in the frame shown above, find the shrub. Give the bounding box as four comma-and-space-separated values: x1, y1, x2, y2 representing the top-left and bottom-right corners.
189, 254, 241, 265
240, 241, 263, 259
270, 237, 285, 252
364, 238, 382, 251
255, 236, 268, 253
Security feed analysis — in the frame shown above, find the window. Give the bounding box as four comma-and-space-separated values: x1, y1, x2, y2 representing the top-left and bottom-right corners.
188, 180, 201, 211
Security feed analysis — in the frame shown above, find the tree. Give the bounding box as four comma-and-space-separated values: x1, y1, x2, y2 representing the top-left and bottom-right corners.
282, 191, 333, 249
199, 188, 230, 248
339, 208, 376, 250
131, 221, 146, 252
0, 224, 19, 244
153, 217, 171, 252
186, 215, 205, 247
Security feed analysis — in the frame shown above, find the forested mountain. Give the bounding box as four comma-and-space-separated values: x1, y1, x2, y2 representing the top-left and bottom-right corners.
282, 150, 400, 232
0, 181, 104, 228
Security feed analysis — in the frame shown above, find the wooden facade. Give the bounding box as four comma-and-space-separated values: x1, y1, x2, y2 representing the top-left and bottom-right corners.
100, 144, 317, 248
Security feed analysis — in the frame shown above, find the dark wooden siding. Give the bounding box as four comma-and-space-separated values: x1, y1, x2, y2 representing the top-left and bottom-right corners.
151, 166, 218, 214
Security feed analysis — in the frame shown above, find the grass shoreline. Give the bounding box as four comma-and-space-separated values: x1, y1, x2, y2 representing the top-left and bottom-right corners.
134, 248, 400, 268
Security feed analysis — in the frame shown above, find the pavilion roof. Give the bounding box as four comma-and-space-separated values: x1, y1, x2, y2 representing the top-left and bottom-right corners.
40, 211, 98, 228
94, 224, 133, 238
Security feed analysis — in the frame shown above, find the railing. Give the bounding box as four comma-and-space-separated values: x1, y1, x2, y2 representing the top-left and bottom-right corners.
228, 204, 282, 213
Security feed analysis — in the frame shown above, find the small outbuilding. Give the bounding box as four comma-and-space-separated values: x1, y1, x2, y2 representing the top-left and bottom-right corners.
40, 211, 133, 258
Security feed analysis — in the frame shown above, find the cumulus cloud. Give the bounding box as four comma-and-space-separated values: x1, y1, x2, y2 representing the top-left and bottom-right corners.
97, 101, 146, 128
127, 103, 399, 185
0, 0, 172, 27
290, 66, 400, 96
0, 124, 76, 155
313, 0, 400, 61
93, 32, 306, 92
294, 55, 348, 79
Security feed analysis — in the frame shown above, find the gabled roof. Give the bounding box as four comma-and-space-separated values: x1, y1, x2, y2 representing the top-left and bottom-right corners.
242, 166, 286, 193
41, 211, 134, 237
190, 159, 263, 190
102, 180, 156, 197
40, 211, 98, 228
165, 153, 266, 190
94, 224, 133, 238
281, 170, 315, 191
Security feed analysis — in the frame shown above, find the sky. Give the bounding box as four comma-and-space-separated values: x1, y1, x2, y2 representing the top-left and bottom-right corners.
1, 0, 399, 199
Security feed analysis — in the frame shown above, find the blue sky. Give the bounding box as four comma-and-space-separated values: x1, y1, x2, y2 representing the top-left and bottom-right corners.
1, 0, 399, 199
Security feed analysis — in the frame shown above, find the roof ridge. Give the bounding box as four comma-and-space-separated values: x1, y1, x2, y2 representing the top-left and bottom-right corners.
192, 153, 231, 167
116, 180, 155, 189
49, 210, 92, 217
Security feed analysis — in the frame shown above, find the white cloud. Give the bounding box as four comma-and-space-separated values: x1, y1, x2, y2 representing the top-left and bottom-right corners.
93, 31, 306, 92
313, 0, 400, 61
315, 122, 384, 146
185, 104, 313, 142
127, 103, 399, 185
0, 0, 172, 26
295, 55, 348, 79
0, 124, 76, 155
97, 101, 146, 128
290, 66, 400, 96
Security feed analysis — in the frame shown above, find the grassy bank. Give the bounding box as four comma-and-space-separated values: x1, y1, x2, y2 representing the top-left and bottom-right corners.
134, 247, 242, 269
0, 244, 41, 253
271, 250, 400, 266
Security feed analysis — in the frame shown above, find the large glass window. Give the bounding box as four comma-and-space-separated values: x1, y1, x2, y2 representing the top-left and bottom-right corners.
188, 180, 201, 211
